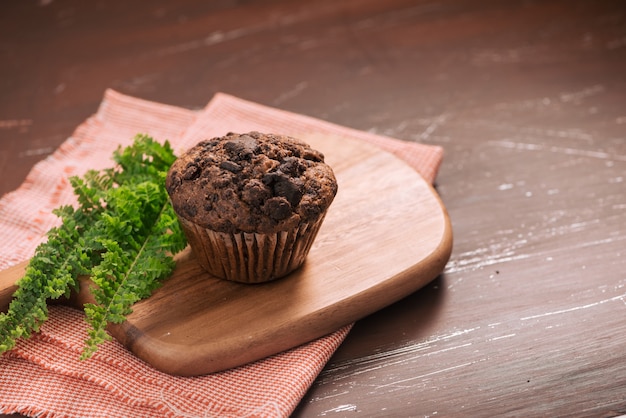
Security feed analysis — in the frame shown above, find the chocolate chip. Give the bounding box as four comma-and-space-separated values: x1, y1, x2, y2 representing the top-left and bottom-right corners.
278, 156, 304, 176
262, 172, 282, 187
264, 197, 292, 221
224, 135, 259, 160
274, 178, 303, 207
262, 172, 303, 207
199, 139, 219, 150
183, 163, 201, 180
220, 160, 242, 173
242, 179, 271, 207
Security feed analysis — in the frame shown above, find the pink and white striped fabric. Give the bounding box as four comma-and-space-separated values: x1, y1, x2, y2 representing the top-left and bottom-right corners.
0, 90, 443, 417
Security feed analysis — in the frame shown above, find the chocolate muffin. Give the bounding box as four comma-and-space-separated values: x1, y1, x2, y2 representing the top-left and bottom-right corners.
166, 131, 338, 283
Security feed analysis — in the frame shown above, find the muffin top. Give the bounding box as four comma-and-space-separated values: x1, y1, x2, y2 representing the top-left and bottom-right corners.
166, 131, 338, 234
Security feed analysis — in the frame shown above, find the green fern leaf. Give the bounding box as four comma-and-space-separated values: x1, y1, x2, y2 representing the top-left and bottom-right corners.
0, 134, 187, 359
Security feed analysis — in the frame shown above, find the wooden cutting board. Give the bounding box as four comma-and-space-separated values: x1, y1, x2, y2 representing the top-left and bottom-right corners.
0, 134, 452, 376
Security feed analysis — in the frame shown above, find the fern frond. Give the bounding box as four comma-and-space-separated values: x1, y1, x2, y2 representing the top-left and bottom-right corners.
0, 134, 187, 358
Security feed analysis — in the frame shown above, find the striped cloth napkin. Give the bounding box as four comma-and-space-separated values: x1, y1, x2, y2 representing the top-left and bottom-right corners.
0, 90, 443, 417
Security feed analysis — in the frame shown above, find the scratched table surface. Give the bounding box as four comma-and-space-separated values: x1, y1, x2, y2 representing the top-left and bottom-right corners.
1, 0, 625, 417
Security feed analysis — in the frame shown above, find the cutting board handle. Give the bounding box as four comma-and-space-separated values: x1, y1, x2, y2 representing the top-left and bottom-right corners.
0, 260, 27, 312
0, 260, 91, 313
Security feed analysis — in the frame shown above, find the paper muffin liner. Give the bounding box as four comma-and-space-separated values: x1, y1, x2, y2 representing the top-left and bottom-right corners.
178, 215, 326, 283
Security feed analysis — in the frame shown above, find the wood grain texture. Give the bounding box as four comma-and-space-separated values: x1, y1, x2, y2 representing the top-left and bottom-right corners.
0, 135, 452, 376
1, 0, 625, 416
0, 262, 22, 313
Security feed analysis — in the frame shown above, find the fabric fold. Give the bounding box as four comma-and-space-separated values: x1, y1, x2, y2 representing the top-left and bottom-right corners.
0, 89, 443, 418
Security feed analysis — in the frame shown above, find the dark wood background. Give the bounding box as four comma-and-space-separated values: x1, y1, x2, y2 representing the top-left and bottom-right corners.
1, 0, 625, 416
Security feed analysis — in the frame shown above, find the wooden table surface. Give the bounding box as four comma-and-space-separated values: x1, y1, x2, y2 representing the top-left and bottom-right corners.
1, 0, 625, 417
